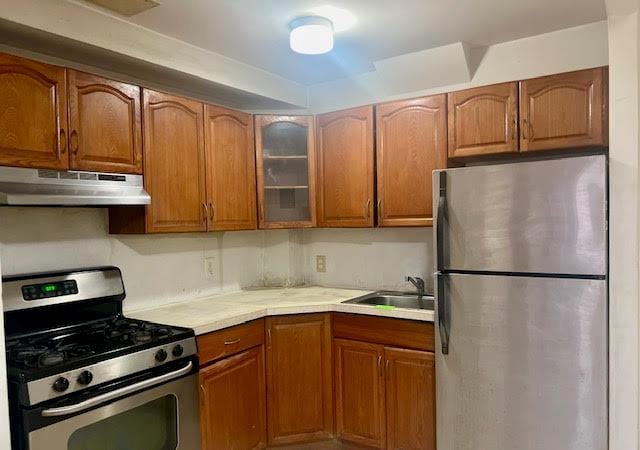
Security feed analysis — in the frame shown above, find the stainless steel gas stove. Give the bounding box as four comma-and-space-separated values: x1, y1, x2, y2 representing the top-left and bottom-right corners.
3, 266, 201, 450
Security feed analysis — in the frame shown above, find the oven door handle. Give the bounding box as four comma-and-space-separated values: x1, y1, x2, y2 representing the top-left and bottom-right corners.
41, 361, 193, 417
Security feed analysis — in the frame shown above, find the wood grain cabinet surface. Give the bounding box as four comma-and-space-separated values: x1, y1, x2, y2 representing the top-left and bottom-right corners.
67, 70, 142, 174
199, 346, 267, 450
447, 82, 519, 158
0, 53, 68, 170
316, 106, 375, 227
334, 338, 386, 448
265, 314, 334, 446
255, 115, 317, 229
376, 95, 447, 227
204, 104, 257, 231
519, 67, 608, 152
142, 89, 207, 233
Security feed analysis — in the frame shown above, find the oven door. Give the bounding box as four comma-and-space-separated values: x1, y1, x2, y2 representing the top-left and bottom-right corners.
27, 361, 200, 450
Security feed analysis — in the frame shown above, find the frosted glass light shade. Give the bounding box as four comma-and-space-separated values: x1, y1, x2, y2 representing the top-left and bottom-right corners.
289, 16, 334, 55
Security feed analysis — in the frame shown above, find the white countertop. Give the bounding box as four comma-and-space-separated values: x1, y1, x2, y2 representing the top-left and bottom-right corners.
128, 286, 435, 335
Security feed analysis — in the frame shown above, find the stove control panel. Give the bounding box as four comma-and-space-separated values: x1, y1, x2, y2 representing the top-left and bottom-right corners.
21, 280, 78, 301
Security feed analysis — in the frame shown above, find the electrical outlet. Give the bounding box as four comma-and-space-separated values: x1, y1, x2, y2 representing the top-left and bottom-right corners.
316, 255, 327, 273
204, 257, 216, 279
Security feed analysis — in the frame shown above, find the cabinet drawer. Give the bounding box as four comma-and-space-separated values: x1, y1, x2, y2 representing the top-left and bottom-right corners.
197, 319, 265, 366
333, 313, 434, 352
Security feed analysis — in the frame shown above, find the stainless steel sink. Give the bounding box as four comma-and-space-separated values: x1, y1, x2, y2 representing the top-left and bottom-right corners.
342, 291, 434, 311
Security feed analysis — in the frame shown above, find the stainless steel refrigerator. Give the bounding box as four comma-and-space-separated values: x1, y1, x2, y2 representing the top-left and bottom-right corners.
433, 154, 607, 450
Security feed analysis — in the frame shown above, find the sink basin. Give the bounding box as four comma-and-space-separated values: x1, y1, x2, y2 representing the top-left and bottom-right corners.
343, 291, 434, 311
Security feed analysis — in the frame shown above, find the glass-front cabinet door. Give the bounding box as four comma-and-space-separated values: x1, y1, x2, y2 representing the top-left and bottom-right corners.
255, 116, 316, 228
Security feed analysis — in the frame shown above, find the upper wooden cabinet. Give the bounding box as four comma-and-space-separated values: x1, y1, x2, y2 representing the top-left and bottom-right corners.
447, 82, 518, 158
68, 70, 142, 174
255, 115, 316, 229
265, 314, 333, 446
316, 105, 375, 227
0, 53, 68, 170
204, 104, 257, 231
520, 67, 608, 152
376, 95, 447, 227
142, 89, 207, 233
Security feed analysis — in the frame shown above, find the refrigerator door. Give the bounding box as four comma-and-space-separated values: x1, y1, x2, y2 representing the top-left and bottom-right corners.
436, 273, 607, 450
433, 155, 607, 275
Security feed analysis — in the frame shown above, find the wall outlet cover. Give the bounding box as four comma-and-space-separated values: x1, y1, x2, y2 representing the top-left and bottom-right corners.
316, 255, 327, 273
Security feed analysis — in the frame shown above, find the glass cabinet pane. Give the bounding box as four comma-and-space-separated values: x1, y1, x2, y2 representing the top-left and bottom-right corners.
257, 116, 315, 228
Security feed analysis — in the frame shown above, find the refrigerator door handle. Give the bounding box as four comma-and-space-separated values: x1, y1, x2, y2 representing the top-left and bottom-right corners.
436, 172, 446, 271
436, 272, 450, 355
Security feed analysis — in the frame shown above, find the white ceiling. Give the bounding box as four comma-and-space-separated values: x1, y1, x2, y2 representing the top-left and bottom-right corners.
76, 0, 607, 85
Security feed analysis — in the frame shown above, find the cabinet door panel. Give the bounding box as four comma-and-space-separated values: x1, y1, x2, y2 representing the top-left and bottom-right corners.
385, 347, 436, 450
316, 106, 374, 227
68, 70, 142, 173
265, 314, 333, 445
200, 346, 267, 450
334, 339, 386, 449
205, 104, 257, 231
376, 95, 447, 227
520, 67, 607, 151
448, 82, 518, 158
0, 53, 68, 169
143, 89, 206, 232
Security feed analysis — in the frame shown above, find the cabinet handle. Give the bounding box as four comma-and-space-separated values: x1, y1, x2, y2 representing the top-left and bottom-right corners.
209, 202, 214, 221
70, 130, 79, 155
203, 203, 209, 225
511, 118, 517, 141
224, 338, 241, 346
522, 119, 528, 140
365, 199, 371, 218
528, 119, 534, 139
200, 385, 206, 397
385, 359, 390, 376
59, 129, 67, 154
267, 329, 272, 348
260, 204, 265, 222
377, 354, 382, 376
377, 199, 382, 217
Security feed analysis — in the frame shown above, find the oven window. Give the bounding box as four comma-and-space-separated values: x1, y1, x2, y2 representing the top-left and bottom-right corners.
67, 395, 178, 450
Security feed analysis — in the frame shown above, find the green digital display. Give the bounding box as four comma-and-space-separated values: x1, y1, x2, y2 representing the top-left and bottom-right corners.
41, 284, 58, 293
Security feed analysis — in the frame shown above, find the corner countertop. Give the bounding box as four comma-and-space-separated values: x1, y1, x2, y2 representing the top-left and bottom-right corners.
128, 286, 435, 335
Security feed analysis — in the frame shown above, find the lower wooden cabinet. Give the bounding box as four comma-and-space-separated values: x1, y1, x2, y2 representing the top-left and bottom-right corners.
265, 314, 334, 445
334, 339, 386, 448
334, 339, 436, 449
199, 346, 267, 450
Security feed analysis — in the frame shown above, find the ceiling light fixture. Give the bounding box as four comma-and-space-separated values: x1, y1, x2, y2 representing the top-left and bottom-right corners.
289, 16, 334, 55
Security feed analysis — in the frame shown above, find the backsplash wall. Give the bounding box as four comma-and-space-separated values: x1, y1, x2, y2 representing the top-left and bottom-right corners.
302, 228, 434, 294
0, 209, 434, 311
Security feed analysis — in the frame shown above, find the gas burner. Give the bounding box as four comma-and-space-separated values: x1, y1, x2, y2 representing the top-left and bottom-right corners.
39, 351, 65, 367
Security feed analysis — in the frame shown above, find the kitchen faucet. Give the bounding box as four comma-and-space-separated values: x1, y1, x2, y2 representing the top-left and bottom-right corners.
406, 276, 425, 296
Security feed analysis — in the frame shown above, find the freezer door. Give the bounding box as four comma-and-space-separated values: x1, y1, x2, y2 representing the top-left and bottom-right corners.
436, 273, 607, 450
433, 155, 607, 275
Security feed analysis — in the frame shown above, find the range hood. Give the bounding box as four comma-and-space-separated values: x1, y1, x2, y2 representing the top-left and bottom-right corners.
0, 167, 151, 206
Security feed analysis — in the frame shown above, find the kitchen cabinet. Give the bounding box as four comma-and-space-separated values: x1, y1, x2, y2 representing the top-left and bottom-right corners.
376, 95, 447, 227
255, 115, 316, 229
141, 89, 207, 233
385, 348, 436, 450
205, 104, 257, 231
316, 106, 375, 227
67, 70, 142, 174
333, 314, 436, 449
265, 314, 333, 445
334, 339, 386, 448
200, 346, 267, 450
519, 67, 608, 152
198, 319, 267, 450
447, 82, 519, 158
0, 52, 68, 170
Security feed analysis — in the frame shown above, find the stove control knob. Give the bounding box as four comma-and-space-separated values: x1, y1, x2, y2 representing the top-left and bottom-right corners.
172, 344, 184, 358
77, 370, 93, 386
155, 349, 168, 362
52, 377, 69, 393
